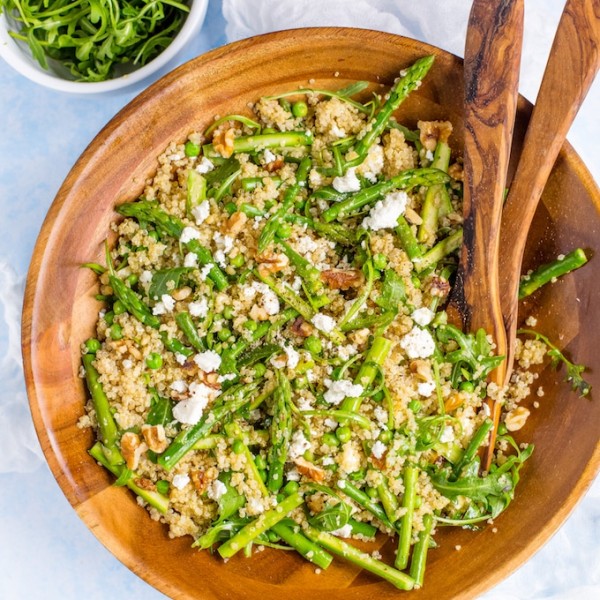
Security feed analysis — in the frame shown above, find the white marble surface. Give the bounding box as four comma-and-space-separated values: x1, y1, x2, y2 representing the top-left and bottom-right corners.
0, 1, 598, 598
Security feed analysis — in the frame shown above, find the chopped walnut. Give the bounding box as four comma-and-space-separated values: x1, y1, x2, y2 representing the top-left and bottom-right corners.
320, 268, 363, 290
504, 406, 530, 432
448, 162, 464, 181
290, 316, 313, 338
417, 120, 453, 152
257, 250, 289, 277
213, 128, 235, 158
265, 158, 284, 172
120, 432, 147, 470
171, 286, 192, 301
444, 391, 465, 413
428, 275, 451, 298
141, 424, 169, 453
134, 478, 156, 491
199, 370, 221, 390
249, 304, 270, 321
410, 359, 433, 382
190, 469, 208, 493
294, 457, 326, 482
404, 207, 423, 225
223, 211, 248, 236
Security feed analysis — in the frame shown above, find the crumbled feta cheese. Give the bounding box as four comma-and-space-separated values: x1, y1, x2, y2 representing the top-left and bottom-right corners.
214, 250, 227, 268
122, 359, 133, 369
358, 144, 384, 183
294, 235, 319, 256
207, 479, 227, 501
322, 457, 335, 466
196, 156, 214, 174
332, 167, 361, 193
218, 373, 237, 383
289, 430, 311, 460
330, 124, 346, 138
199, 263, 213, 281
184, 252, 198, 268
324, 418, 338, 429
263, 149, 277, 163
180, 226, 201, 244
373, 405, 388, 426
170, 380, 187, 393
400, 326, 436, 359
192, 200, 210, 225
440, 425, 455, 444
286, 467, 301, 482
283, 345, 300, 369
172, 382, 219, 425
412, 307, 434, 327
297, 396, 313, 411
311, 313, 336, 333
331, 524, 353, 538
152, 302, 166, 316
152, 293, 175, 316
362, 191, 408, 230
339, 441, 362, 473
261, 287, 280, 315
214, 232, 234, 254
338, 344, 358, 361
194, 350, 222, 372
371, 440, 387, 460
189, 297, 209, 318
175, 353, 187, 366
324, 379, 364, 405
425, 149, 434, 161
246, 496, 266, 515
172, 474, 190, 490
139, 270, 152, 284
417, 380, 436, 397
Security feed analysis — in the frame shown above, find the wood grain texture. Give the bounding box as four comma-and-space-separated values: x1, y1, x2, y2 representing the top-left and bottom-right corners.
500, 0, 600, 375
21, 28, 600, 600
449, 0, 523, 469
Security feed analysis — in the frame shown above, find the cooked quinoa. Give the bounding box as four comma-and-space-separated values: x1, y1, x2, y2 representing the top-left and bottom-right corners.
81, 56, 559, 590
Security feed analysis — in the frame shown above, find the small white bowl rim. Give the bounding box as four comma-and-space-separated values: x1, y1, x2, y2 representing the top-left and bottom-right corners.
0, 0, 208, 94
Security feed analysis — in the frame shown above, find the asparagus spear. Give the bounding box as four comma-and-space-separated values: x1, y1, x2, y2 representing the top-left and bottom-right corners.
395, 465, 419, 570
409, 513, 434, 587
271, 522, 333, 570
266, 372, 293, 493
335, 479, 396, 531
175, 311, 207, 352
303, 525, 415, 591
321, 168, 450, 223
519, 248, 588, 299
203, 131, 313, 158
217, 492, 305, 558
414, 228, 463, 272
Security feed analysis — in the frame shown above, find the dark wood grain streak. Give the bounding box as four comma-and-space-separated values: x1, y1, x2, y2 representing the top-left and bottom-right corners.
499, 0, 600, 376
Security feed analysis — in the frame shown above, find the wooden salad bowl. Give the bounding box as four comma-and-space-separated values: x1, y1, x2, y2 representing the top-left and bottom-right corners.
22, 28, 600, 599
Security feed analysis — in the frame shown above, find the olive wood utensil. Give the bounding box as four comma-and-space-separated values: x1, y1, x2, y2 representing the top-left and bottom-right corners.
499, 0, 600, 376
446, 0, 524, 469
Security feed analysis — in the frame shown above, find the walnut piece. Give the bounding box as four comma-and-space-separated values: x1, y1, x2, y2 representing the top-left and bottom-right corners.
141, 424, 169, 453
213, 128, 235, 158
257, 250, 289, 277
291, 316, 313, 338
417, 120, 453, 152
320, 268, 363, 290
504, 406, 531, 432
120, 432, 147, 470
223, 211, 248, 236
294, 457, 326, 482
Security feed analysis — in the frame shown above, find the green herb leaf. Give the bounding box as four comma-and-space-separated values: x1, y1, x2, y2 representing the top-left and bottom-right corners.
149, 267, 191, 300
308, 501, 352, 532
147, 388, 174, 427
375, 269, 406, 310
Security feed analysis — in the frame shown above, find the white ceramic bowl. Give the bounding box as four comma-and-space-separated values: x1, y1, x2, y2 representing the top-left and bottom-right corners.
0, 0, 208, 94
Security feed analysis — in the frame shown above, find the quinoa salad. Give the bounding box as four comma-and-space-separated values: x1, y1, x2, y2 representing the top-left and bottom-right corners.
80, 56, 591, 590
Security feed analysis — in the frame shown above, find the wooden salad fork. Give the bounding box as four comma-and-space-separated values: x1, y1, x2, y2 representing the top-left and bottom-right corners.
499, 0, 600, 377
446, 0, 524, 470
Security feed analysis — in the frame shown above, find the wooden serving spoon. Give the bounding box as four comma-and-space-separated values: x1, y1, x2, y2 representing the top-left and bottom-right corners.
499, 0, 600, 377
446, 0, 524, 469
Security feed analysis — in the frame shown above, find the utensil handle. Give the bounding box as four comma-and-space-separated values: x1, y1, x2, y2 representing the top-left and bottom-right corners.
453, 0, 524, 337
499, 0, 600, 373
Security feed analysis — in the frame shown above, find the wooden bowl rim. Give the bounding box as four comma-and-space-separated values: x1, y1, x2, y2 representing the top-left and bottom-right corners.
21, 27, 600, 599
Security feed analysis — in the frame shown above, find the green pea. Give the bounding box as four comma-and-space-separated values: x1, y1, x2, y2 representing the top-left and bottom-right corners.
498, 422, 508, 436
112, 300, 127, 315
408, 399, 421, 413
110, 323, 123, 340
147, 230, 160, 241
232, 439, 245, 454
126, 274, 139, 287
258, 468, 268, 482
84, 338, 101, 355
303, 450, 314, 462
372, 390, 384, 403
156, 480, 170, 495
322, 432, 340, 448
459, 381, 475, 393
223, 306, 234, 320
263, 127, 277, 134
379, 430, 392, 443
276, 222, 292, 240
254, 454, 267, 470
373, 253, 387, 270
276, 493, 286, 503
230, 254, 245, 268
336, 426, 352, 444
304, 335, 322, 356
348, 468, 366, 481
185, 141, 201, 157
218, 328, 232, 342
283, 480, 300, 496
103, 310, 115, 325
225, 202, 237, 216
244, 319, 258, 332
366, 486, 379, 499
266, 530, 280, 543
145, 352, 163, 370
291, 100, 308, 118
254, 363, 267, 378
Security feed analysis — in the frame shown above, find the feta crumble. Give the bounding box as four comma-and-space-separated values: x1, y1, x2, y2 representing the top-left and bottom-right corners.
207, 479, 227, 501
195, 156, 214, 174
172, 474, 190, 490
400, 326, 436, 359
180, 226, 201, 244
417, 380, 436, 397
189, 297, 209, 318
199, 263, 213, 281
194, 350, 222, 372
332, 167, 361, 193
172, 382, 219, 425
412, 307, 434, 326
289, 430, 311, 460
311, 313, 336, 333
191, 200, 210, 225
362, 191, 408, 230
331, 524, 353, 538
371, 440, 387, 460
184, 252, 198, 268
324, 379, 364, 405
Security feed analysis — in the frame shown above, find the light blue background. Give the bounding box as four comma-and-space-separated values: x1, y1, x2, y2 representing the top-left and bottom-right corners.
1, 1, 598, 598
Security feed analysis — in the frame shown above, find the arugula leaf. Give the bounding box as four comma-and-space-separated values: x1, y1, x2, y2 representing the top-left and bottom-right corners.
308, 501, 352, 532
216, 471, 245, 521
431, 470, 513, 502
238, 344, 281, 368
375, 269, 406, 311
147, 388, 173, 427
517, 329, 591, 397
149, 267, 191, 300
